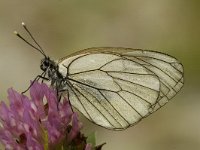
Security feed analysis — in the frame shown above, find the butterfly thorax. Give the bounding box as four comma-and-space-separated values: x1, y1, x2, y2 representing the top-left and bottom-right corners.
40, 57, 66, 90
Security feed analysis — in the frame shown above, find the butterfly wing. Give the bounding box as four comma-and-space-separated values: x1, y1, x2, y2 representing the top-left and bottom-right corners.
118, 49, 184, 112
58, 47, 184, 130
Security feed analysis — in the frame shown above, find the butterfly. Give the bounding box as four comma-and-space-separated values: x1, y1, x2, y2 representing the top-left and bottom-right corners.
15, 23, 184, 130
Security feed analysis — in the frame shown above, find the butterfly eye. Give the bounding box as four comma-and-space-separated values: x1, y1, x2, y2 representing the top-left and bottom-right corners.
44, 60, 49, 66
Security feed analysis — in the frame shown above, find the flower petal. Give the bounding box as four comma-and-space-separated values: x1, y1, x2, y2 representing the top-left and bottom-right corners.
8, 88, 24, 118
85, 144, 92, 150
68, 113, 82, 142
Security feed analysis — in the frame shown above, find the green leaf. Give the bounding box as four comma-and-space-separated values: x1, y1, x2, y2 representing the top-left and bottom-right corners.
86, 132, 96, 147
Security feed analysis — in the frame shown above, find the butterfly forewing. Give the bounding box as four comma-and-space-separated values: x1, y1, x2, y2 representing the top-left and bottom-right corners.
58, 47, 184, 130
120, 49, 184, 112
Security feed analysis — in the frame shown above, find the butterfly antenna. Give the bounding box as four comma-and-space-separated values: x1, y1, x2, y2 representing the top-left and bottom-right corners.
14, 31, 46, 58
21, 22, 46, 56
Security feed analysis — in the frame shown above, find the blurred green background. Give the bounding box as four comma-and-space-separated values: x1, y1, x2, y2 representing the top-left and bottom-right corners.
0, 0, 200, 150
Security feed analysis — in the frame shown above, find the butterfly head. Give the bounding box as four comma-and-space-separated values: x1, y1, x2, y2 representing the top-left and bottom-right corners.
40, 57, 56, 71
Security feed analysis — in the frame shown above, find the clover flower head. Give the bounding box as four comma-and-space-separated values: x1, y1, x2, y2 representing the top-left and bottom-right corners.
0, 82, 91, 150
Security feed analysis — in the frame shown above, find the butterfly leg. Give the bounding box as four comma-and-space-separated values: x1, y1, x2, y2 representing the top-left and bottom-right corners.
57, 88, 74, 112
62, 89, 74, 112
41, 72, 47, 83
22, 72, 48, 94
66, 90, 74, 113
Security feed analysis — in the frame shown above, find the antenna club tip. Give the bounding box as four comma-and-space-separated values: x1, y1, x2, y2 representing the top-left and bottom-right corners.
13, 31, 18, 35
22, 22, 26, 26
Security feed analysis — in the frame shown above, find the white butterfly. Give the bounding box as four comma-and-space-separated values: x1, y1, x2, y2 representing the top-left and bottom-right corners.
15, 23, 184, 130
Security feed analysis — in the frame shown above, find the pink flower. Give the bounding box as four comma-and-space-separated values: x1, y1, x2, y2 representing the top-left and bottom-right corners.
0, 82, 91, 150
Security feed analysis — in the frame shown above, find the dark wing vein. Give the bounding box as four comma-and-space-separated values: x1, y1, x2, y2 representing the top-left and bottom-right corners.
99, 58, 125, 70
71, 84, 115, 128
137, 57, 182, 83
111, 76, 153, 105
104, 71, 158, 92
98, 90, 130, 126
75, 84, 123, 128
69, 78, 130, 126
68, 79, 130, 129
67, 81, 93, 121
117, 92, 143, 117
135, 55, 183, 74
67, 77, 119, 92
125, 56, 181, 93
103, 71, 147, 117
66, 53, 90, 76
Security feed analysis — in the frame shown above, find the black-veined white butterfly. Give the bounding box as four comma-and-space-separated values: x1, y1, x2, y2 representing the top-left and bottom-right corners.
15, 23, 184, 130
